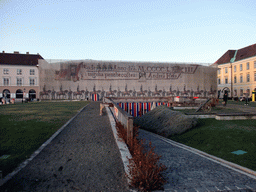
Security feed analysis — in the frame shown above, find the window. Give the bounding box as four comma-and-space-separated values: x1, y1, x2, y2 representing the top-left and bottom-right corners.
225, 77, 228, 84
2, 89, 10, 98
16, 89, 23, 99
3, 68, 9, 74
240, 89, 243, 96
30, 69, 35, 75
17, 78, 22, 86
234, 76, 237, 83
240, 74, 243, 83
234, 89, 237, 96
3, 78, 10, 86
247, 74, 250, 82
29, 78, 35, 86
234, 66, 236, 72
247, 89, 250, 95
254, 72, 256, 81
218, 78, 220, 84
17, 69, 22, 75
240, 64, 243, 71
247, 62, 250, 70
254, 61, 256, 68
225, 67, 228, 73
218, 69, 221, 74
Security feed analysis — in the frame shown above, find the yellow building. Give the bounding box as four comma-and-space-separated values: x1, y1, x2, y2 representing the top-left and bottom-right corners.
215, 43, 256, 99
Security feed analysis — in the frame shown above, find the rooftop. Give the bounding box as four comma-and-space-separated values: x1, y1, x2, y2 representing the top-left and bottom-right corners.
215, 43, 256, 65
0, 51, 44, 66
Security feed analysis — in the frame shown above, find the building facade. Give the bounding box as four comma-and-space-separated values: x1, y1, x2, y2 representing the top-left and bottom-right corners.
39, 59, 217, 100
215, 44, 256, 98
0, 51, 43, 101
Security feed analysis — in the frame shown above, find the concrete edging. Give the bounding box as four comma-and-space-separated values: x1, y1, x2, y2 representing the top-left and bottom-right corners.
142, 129, 256, 180
0, 104, 88, 187
105, 107, 133, 185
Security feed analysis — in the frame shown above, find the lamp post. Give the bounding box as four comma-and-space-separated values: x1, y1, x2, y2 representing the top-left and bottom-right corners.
23, 88, 26, 103
230, 63, 233, 100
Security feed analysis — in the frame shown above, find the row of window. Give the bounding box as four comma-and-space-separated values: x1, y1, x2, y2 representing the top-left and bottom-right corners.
233, 89, 251, 96
218, 73, 256, 84
3, 77, 37, 86
3, 69, 35, 75
2, 89, 36, 99
218, 61, 256, 74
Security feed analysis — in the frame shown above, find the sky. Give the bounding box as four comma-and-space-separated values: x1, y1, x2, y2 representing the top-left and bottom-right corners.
1, 0, 256, 64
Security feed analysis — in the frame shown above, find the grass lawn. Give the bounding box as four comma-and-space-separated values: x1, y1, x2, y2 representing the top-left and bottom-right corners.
173, 106, 243, 114
0, 101, 89, 178
228, 100, 256, 107
168, 118, 256, 171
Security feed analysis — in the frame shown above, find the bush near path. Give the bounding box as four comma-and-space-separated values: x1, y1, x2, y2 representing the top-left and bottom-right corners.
116, 122, 167, 192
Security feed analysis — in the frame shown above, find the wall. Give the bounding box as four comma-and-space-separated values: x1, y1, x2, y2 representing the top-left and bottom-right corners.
217, 56, 256, 98
0, 65, 39, 99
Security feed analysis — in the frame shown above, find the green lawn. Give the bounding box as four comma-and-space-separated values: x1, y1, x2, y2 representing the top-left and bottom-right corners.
173, 106, 243, 114
0, 101, 89, 177
168, 118, 256, 171
228, 100, 256, 107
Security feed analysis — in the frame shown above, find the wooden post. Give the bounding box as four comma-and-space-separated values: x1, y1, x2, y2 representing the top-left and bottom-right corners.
127, 117, 133, 147
100, 103, 104, 116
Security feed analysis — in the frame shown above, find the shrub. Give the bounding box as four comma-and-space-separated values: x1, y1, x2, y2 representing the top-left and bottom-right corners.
116, 122, 167, 192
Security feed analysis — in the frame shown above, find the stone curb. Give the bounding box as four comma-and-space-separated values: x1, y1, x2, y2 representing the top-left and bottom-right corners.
105, 107, 133, 185
141, 129, 256, 180
0, 104, 88, 187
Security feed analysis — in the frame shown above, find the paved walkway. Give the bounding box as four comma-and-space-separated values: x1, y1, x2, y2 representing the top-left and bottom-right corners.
0, 102, 130, 192
138, 129, 256, 192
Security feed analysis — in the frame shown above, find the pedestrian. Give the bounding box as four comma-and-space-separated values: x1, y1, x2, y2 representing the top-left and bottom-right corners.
223, 91, 228, 106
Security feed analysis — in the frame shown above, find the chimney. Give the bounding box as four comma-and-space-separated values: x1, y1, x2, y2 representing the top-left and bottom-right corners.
26, 52, 29, 54
2, 51, 5, 53
14, 51, 19, 54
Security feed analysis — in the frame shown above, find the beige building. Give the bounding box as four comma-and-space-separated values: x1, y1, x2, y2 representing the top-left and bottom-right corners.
0, 51, 43, 101
215, 43, 256, 98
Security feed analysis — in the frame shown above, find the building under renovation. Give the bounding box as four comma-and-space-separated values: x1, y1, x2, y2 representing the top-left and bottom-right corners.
39, 59, 217, 101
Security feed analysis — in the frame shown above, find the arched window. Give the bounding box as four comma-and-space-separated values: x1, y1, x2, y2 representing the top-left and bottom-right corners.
2, 89, 10, 98
16, 89, 23, 99
29, 89, 36, 99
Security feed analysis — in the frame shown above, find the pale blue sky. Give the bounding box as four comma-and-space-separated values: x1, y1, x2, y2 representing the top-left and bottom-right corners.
1, 0, 256, 64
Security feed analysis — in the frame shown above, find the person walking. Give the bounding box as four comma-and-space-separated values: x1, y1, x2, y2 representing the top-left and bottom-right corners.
223, 91, 228, 106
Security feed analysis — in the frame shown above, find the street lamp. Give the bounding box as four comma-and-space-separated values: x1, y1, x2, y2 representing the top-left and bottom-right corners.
230, 63, 233, 99
23, 88, 26, 103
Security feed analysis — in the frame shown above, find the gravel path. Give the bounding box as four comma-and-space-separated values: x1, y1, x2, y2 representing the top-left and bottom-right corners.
1, 102, 130, 192
138, 129, 256, 192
